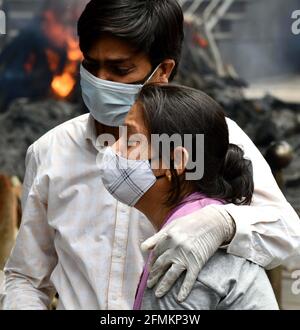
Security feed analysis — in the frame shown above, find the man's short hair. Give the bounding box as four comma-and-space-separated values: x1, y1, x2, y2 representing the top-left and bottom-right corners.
78, 0, 184, 80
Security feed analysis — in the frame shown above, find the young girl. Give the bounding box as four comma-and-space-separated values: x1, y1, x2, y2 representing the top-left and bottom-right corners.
99, 84, 278, 310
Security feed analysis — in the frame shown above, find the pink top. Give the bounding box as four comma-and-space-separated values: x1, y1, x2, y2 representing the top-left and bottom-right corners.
133, 192, 223, 310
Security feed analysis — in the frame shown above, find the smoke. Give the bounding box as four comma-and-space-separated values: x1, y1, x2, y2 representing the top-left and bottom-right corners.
41, 0, 89, 23
218, 0, 300, 81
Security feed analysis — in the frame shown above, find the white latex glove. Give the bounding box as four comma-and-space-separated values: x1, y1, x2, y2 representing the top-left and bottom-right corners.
141, 204, 235, 302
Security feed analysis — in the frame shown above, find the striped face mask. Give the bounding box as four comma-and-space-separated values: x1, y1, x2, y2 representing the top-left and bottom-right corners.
98, 147, 163, 206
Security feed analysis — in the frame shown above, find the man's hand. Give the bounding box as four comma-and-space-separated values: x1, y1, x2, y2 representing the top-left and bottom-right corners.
141, 205, 236, 302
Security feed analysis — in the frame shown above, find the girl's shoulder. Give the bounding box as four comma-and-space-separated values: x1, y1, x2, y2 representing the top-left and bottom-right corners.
196, 250, 278, 309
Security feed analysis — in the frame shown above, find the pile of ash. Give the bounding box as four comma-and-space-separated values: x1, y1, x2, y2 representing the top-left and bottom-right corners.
0, 98, 85, 179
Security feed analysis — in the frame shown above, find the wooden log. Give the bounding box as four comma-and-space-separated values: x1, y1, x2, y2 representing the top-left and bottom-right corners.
266, 267, 282, 307
0, 175, 20, 270
264, 141, 294, 308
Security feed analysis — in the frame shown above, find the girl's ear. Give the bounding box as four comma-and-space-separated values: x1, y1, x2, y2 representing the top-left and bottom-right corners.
173, 146, 189, 176
165, 169, 173, 183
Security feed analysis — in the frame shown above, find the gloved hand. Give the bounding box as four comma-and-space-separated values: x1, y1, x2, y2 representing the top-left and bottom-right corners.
141, 204, 236, 302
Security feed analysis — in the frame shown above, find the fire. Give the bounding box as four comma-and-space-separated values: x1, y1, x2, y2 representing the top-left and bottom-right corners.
51, 72, 76, 99
50, 36, 82, 98
67, 37, 82, 62
45, 49, 60, 72
43, 10, 83, 99
24, 53, 37, 74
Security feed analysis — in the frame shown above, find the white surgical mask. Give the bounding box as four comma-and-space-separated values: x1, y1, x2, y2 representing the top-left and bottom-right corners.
98, 147, 163, 206
80, 64, 160, 127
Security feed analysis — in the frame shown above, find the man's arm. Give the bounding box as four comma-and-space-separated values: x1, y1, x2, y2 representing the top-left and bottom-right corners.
224, 118, 300, 269
3, 144, 57, 310
142, 119, 300, 302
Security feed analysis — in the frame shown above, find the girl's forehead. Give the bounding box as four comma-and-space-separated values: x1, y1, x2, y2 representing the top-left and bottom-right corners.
125, 102, 148, 135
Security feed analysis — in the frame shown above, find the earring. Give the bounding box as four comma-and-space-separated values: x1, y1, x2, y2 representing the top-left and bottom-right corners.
167, 175, 172, 182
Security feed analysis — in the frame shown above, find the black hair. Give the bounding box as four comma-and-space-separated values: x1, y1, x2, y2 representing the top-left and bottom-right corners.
138, 84, 254, 207
77, 0, 184, 80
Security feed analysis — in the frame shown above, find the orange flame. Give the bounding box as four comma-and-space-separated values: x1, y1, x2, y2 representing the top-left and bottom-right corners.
44, 10, 82, 99
50, 36, 82, 98
24, 53, 37, 74
51, 72, 76, 99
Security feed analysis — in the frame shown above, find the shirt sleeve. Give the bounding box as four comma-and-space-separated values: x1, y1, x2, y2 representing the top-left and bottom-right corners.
223, 118, 300, 269
2, 143, 58, 310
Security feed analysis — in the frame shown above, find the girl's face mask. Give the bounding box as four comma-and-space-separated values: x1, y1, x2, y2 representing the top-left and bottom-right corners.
98, 146, 164, 206
80, 64, 160, 127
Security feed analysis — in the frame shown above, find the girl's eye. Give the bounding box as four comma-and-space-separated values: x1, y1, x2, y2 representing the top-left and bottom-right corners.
127, 140, 139, 147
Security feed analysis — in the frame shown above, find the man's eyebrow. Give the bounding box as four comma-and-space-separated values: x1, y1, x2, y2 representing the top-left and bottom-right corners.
106, 58, 134, 64
84, 54, 134, 64
83, 54, 99, 62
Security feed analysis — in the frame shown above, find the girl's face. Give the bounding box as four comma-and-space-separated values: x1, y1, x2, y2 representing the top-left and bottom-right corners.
112, 101, 167, 178
111, 101, 172, 211
111, 101, 189, 211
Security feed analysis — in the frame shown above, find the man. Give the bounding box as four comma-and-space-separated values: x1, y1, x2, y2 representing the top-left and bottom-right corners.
2, 0, 300, 310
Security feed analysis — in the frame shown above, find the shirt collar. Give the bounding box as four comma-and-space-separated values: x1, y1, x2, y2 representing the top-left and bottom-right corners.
85, 115, 114, 150
85, 114, 99, 149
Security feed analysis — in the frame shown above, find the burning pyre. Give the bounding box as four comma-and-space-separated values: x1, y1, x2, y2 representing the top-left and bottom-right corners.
0, 2, 84, 110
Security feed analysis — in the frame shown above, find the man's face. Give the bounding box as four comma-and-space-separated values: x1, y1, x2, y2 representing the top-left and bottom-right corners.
82, 34, 153, 84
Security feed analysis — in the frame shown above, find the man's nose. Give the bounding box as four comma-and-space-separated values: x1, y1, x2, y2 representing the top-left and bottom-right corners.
95, 68, 111, 81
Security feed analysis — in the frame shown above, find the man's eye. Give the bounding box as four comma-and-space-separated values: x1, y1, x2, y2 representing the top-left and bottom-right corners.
111, 67, 133, 76
83, 60, 99, 71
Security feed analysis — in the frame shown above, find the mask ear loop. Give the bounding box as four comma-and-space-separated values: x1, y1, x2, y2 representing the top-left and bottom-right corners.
143, 64, 161, 86
156, 174, 167, 180
148, 155, 167, 181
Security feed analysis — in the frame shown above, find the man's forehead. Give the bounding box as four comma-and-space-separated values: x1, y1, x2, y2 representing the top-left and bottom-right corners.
84, 35, 140, 61
84, 52, 133, 63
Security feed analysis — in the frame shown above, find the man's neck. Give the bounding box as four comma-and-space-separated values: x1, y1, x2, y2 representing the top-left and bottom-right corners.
95, 121, 120, 143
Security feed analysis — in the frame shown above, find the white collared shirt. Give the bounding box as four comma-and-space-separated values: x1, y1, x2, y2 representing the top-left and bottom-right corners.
2, 114, 300, 310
